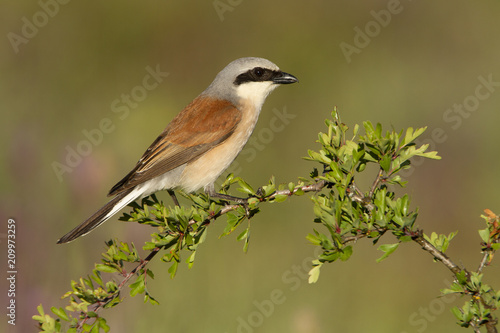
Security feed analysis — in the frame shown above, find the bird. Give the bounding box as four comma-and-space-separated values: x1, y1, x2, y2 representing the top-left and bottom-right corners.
57, 57, 298, 244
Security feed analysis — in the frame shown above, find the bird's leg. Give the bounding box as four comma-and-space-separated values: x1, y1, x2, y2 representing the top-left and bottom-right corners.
167, 189, 180, 207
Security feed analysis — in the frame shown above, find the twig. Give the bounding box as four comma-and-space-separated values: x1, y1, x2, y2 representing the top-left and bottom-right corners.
273, 179, 327, 197
478, 240, 499, 274
478, 250, 492, 274
486, 319, 499, 333
119, 247, 160, 288
79, 194, 261, 330
187, 181, 328, 226
77, 247, 161, 332
369, 169, 384, 198
348, 181, 375, 212
411, 232, 498, 332
411, 230, 462, 275
342, 233, 368, 244
188, 204, 240, 226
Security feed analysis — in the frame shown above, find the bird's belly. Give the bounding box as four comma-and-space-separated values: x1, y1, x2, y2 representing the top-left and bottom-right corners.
179, 103, 259, 193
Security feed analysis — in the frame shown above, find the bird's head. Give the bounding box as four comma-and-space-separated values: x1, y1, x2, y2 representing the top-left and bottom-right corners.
203, 57, 298, 109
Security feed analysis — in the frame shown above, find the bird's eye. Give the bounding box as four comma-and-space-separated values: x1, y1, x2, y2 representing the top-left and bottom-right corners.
253, 67, 264, 77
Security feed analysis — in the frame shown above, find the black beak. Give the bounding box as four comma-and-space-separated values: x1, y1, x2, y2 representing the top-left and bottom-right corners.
272, 71, 298, 84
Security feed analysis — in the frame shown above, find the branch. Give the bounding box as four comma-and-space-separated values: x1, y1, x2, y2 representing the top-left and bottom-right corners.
78, 248, 161, 331
410, 230, 498, 333
347, 182, 375, 212
410, 230, 462, 275
478, 250, 492, 275
75, 180, 331, 331
369, 169, 384, 198
342, 233, 368, 244
486, 320, 499, 333
188, 204, 240, 226
273, 179, 327, 197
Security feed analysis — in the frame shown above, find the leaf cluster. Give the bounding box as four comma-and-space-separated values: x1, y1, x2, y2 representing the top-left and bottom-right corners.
34, 240, 144, 332
305, 109, 440, 282
34, 176, 308, 332
443, 210, 500, 330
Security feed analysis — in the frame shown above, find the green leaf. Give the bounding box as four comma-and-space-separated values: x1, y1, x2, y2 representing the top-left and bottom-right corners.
237, 179, 255, 195
145, 269, 155, 279
306, 232, 322, 246
35, 303, 45, 317
145, 292, 160, 306
91, 323, 99, 333
129, 275, 145, 297
308, 261, 322, 284
380, 154, 391, 173
91, 270, 104, 286
478, 228, 490, 243
236, 227, 249, 242
237, 227, 251, 253
402, 127, 414, 146
95, 264, 118, 274
455, 270, 468, 285
423, 231, 457, 253
420, 150, 441, 160
318, 132, 330, 145
376, 243, 399, 262
375, 123, 382, 138
190, 193, 209, 207
273, 194, 288, 203
168, 260, 179, 279
186, 251, 196, 269
340, 245, 353, 261
294, 187, 305, 196
261, 183, 276, 197
363, 121, 375, 137
221, 212, 245, 237
386, 175, 407, 187
353, 123, 360, 137
399, 235, 412, 243
329, 162, 343, 182
51, 306, 69, 321
450, 306, 464, 321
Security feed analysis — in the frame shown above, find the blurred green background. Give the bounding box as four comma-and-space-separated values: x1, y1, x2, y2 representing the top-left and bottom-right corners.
2, 1, 500, 332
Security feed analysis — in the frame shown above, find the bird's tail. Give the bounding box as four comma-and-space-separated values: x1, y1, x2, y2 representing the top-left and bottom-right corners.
57, 188, 139, 244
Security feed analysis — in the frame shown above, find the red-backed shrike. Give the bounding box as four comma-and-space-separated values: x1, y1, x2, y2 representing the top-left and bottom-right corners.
57, 57, 298, 244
